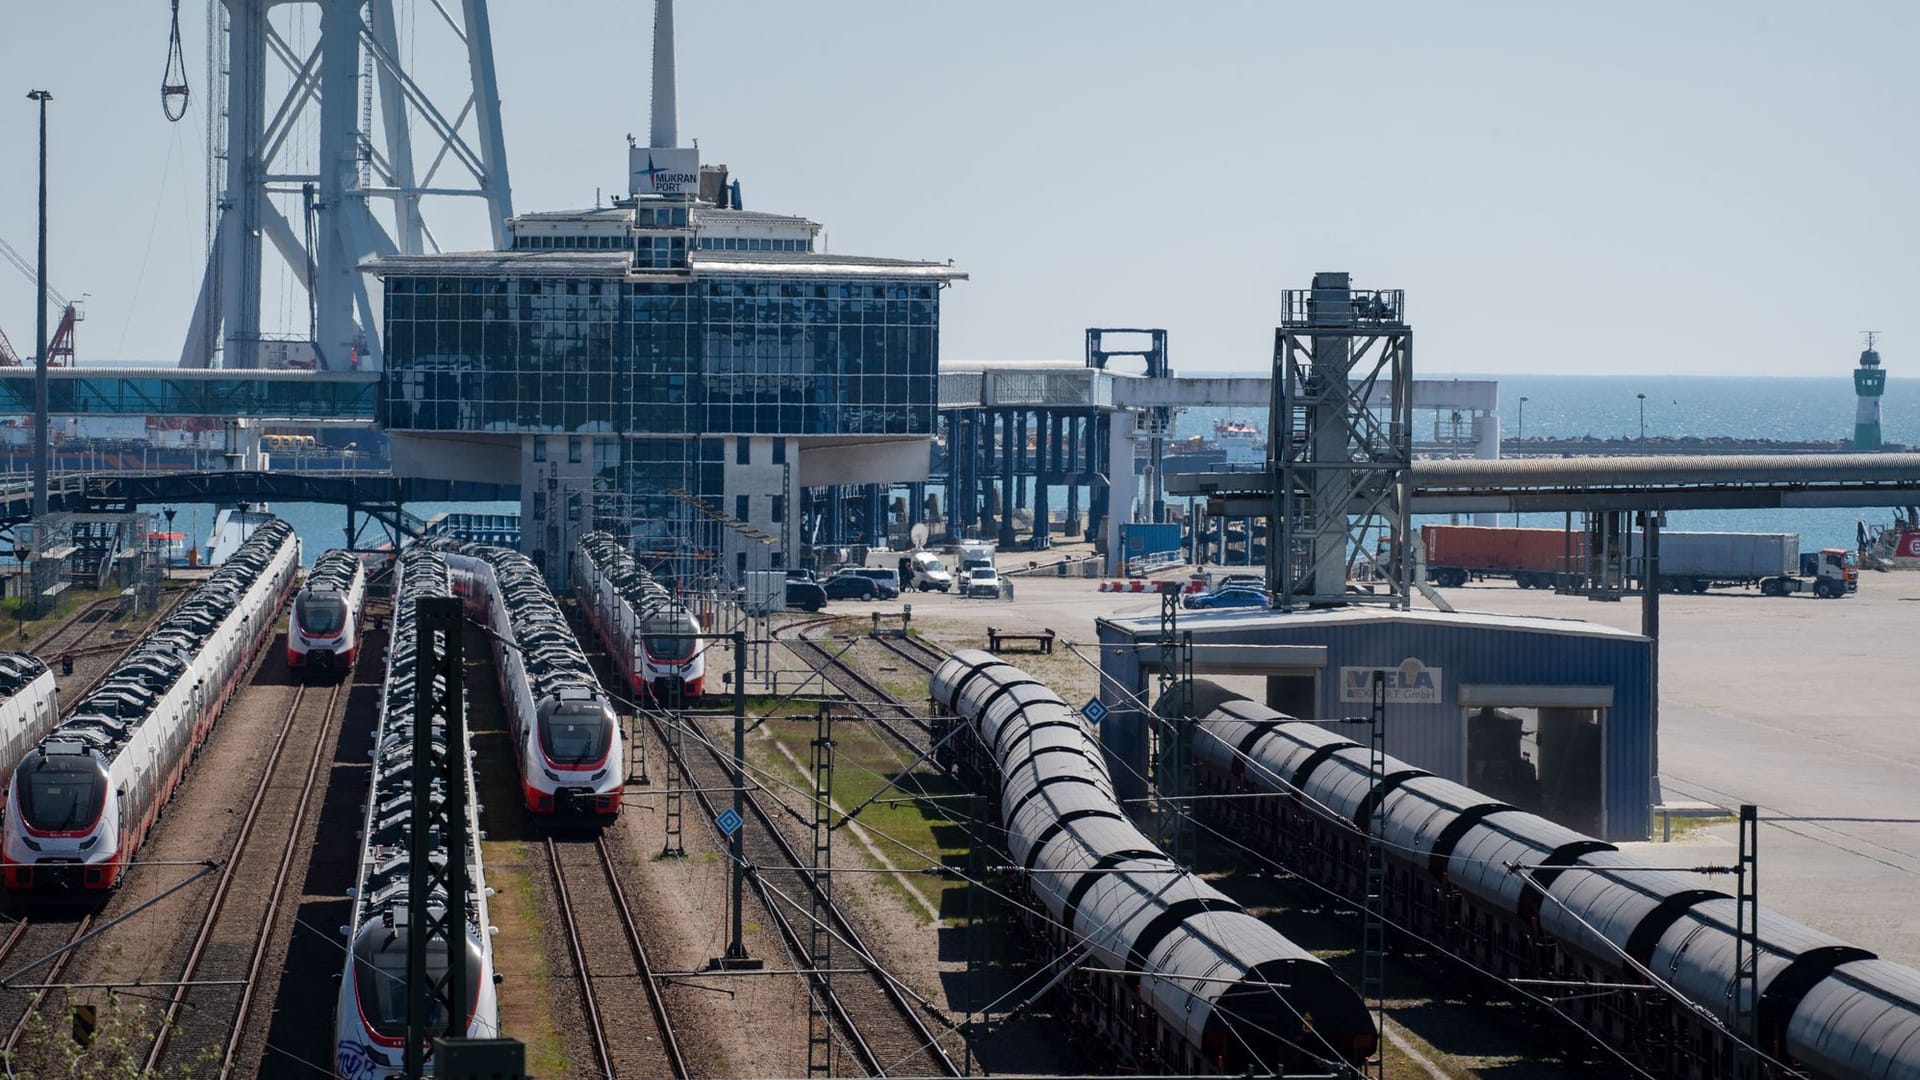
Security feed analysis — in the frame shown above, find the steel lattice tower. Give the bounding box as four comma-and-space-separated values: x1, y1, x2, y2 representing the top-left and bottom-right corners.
181, 0, 513, 371
1268, 272, 1413, 608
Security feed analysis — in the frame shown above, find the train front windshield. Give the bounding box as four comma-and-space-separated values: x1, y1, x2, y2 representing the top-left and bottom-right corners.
540, 704, 613, 767
18, 754, 106, 833
352, 927, 481, 1039
296, 593, 347, 635
642, 611, 697, 661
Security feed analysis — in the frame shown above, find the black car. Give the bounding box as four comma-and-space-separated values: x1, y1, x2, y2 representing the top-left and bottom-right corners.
821, 573, 879, 600
785, 580, 828, 612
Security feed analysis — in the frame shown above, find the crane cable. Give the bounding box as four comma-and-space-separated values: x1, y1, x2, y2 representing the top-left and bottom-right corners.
162, 0, 190, 122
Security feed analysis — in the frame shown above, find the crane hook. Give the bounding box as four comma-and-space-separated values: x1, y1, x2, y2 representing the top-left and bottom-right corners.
161, 0, 190, 122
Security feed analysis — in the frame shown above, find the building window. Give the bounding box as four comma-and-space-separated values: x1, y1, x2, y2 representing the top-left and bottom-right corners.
736, 439, 751, 465
770, 495, 784, 524
532, 491, 547, 519
736, 495, 750, 521
771, 438, 786, 465
595, 439, 618, 469
533, 437, 547, 463
569, 436, 583, 463
770, 549, 783, 569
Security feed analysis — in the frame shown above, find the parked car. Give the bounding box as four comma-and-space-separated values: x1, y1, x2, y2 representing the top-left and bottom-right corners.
962, 566, 1002, 599
843, 567, 902, 598
1183, 586, 1269, 610
822, 572, 879, 600
785, 579, 828, 612
1212, 573, 1265, 591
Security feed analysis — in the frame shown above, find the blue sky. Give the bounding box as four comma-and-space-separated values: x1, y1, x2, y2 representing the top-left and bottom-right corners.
0, 1, 1913, 376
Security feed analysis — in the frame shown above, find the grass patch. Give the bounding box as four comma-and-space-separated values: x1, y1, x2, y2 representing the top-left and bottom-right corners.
1660, 813, 1737, 840
479, 838, 568, 1075
752, 714, 972, 920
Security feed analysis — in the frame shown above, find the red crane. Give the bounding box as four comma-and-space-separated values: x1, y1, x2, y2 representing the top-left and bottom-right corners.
0, 235, 81, 367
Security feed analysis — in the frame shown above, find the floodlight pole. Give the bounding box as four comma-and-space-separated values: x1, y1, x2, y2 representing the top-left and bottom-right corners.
727, 628, 750, 963
28, 90, 52, 521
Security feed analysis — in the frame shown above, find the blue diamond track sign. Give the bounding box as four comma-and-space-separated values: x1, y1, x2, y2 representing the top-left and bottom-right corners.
715, 807, 743, 837
1081, 698, 1109, 726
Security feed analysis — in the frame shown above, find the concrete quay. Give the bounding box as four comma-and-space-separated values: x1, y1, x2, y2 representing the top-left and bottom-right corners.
836, 558, 1920, 965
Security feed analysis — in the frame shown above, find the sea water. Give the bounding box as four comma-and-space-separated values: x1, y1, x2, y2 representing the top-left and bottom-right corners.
1169, 374, 1918, 552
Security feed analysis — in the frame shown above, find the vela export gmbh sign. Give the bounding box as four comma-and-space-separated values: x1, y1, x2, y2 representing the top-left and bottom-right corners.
629, 146, 700, 196
1339, 658, 1442, 704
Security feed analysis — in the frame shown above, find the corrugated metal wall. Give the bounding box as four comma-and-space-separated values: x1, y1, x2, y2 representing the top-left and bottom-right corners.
1096, 613, 1653, 840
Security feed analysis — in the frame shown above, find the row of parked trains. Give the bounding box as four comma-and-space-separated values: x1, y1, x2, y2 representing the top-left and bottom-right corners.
0, 520, 694, 1075
333, 545, 498, 1078
1, 519, 299, 890
933, 649, 1920, 1080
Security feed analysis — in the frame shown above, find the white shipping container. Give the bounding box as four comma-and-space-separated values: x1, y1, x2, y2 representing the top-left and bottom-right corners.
1629, 531, 1797, 579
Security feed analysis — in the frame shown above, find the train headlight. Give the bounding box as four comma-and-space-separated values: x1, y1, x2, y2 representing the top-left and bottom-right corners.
542, 768, 560, 783
78, 835, 97, 851
590, 769, 608, 783
20, 837, 40, 852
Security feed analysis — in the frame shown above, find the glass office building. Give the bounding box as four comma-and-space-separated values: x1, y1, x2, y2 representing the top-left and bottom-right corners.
373, 204, 962, 580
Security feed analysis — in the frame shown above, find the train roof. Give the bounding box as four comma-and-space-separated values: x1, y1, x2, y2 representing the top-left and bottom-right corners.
41, 518, 294, 764
351, 546, 485, 928
301, 549, 364, 594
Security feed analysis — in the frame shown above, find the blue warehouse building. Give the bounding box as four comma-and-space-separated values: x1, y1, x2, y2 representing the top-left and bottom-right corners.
1095, 607, 1654, 840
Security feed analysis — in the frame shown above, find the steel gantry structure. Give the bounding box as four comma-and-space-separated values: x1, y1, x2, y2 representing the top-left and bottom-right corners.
181, 0, 513, 372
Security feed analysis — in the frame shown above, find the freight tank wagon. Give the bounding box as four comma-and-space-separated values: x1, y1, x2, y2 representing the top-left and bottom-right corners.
333, 547, 499, 1077
1, 519, 298, 891
1177, 688, 1920, 1080
932, 650, 1377, 1076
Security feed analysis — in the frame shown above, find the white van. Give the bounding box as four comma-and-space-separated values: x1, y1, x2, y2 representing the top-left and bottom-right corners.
908, 551, 953, 592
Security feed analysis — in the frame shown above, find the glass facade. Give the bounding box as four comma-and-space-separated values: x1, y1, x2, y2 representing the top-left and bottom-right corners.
381, 274, 938, 438
380, 268, 941, 564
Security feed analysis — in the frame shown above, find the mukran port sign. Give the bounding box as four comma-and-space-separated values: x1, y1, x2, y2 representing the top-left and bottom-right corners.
1339, 658, 1442, 704
630, 146, 700, 196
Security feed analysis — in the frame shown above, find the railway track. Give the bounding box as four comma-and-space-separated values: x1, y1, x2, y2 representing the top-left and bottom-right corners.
545, 834, 689, 1080
866, 632, 946, 677
648, 700, 961, 1079
0, 911, 97, 1065
23, 595, 123, 659
775, 622, 931, 756
140, 676, 346, 1075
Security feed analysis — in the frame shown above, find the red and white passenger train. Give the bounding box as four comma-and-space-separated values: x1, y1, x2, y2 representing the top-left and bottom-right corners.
2, 519, 298, 891
333, 545, 498, 1077
444, 543, 623, 816
287, 548, 366, 673
574, 532, 704, 705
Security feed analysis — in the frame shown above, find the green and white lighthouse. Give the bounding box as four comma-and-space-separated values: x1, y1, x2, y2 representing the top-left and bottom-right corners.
1854, 332, 1886, 451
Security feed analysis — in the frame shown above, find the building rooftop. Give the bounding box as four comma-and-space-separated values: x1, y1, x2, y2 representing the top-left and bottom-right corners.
1100, 604, 1648, 642
693, 207, 819, 229
689, 250, 965, 279
363, 250, 633, 277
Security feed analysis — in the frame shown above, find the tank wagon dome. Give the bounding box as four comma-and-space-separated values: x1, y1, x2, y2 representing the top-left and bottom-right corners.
933, 650, 1378, 1073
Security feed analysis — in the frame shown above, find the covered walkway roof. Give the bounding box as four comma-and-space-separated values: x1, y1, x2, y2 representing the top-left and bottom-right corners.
1168, 453, 1920, 513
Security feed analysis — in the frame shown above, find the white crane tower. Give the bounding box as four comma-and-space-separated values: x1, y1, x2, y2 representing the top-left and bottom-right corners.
178, 0, 513, 371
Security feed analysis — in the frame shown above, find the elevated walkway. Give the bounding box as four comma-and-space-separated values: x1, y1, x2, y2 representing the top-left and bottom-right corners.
0, 369, 377, 420
1170, 452, 1920, 514
0, 470, 518, 534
